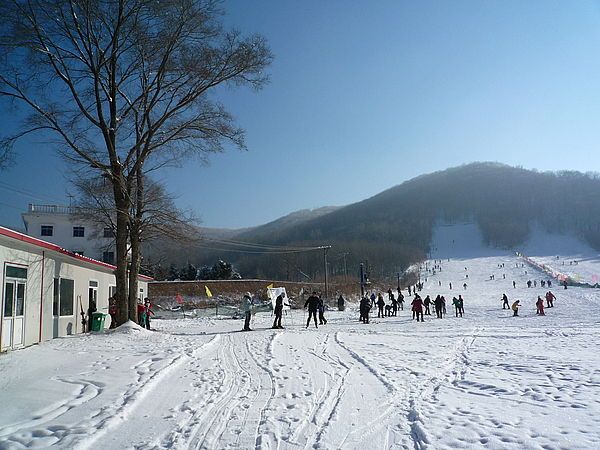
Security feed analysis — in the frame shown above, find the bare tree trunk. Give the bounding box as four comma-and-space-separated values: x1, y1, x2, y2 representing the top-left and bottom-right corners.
128, 226, 140, 322
128, 148, 144, 322
113, 174, 130, 326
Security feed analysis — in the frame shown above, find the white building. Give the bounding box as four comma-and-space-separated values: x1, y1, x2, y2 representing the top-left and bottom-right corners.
0, 225, 150, 352
22, 204, 116, 264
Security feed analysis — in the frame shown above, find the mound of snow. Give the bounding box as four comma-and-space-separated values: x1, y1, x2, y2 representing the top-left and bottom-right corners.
113, 320, 152, 335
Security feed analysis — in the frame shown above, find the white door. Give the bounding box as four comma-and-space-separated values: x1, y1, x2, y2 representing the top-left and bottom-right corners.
1, 280, 26, 350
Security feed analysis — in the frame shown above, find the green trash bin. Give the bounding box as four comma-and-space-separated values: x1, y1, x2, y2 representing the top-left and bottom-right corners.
90, 312, 106, 332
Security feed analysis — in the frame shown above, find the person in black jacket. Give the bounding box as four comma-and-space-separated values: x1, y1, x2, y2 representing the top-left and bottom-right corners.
318, 296, 327, 325
305, 291, 320, 328
376, 293, 385, 318
272, 293, 288, 329
359, 295, 371, 323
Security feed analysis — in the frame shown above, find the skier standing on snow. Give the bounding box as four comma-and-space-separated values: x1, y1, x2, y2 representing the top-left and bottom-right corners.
501, 293, 509, 309
536, 296, 545, 315
513, 281, 516, 289
511, 300, 521, 317
242, 292, 254, 331
272, 293, 288, 329
458, 295, 465, 316
452, 297, 462, 317
318, 295, 328, 325
304, 291, 320, 328
398, 292, 405, 310
359, 295, 371, 323
376, 293, 386, 318
546, 291, 556, 308
434, 295, 444, 319
337, 294, 345, 311
423, 295, 432, 315
391, 293, 398, 316
411, 295, 424, 322
143, 298, 154, 330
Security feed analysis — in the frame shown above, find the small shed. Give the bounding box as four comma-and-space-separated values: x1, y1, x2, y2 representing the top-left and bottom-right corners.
0, 226, 150, 351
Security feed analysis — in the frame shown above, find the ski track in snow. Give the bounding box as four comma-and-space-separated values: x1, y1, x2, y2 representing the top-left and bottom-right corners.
2, 226, 600, 449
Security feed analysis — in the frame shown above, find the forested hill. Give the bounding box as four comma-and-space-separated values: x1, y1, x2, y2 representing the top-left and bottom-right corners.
170, 163, 600, 281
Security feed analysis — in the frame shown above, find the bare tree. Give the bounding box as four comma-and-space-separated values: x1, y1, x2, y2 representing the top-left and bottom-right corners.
73, 172, 200, 319
0, 0, 272, 325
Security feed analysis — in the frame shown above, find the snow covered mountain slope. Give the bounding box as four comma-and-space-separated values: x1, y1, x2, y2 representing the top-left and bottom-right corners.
1, 242, 600, 449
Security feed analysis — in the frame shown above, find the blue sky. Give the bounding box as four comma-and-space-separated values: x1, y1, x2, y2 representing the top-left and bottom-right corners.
2, 1, 600, 230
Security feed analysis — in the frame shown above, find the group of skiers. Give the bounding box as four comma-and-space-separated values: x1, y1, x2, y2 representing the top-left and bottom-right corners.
504, 291, 556, 317
526, 279, 553, 288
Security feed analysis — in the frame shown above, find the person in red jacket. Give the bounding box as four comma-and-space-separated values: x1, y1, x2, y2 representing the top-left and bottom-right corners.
546, 291, 556, 308
137, 301, 146, 326
536, 296, 545, 315
411, 295, 424, 322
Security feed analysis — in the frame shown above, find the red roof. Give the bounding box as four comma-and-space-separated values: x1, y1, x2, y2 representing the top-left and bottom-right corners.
0, 226, 153, 281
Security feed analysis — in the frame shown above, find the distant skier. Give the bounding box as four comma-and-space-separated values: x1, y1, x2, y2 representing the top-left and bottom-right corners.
536, 296, 545, 316
501, 293, 509, 310
272, 293, 288, 329
359, 295, 371, 323
547, 280, 552, 287
527, 280, 532, 288
513, 281, 516, 289
423, 295, 432, 315
458, 295, 465, 316
449, 282, 452, 290
376, 293, 386, 318
408, 285, 412, 296
143, 298, 154, 330
337, 294, 345, 311
546, 291, 556, 308
242, 292, 254, 331
398, 292, 405, 310
370, 292, 377, 308
511, 300, 521, 317
318, 295, 327, 325
304, 291, 320, 328
563, 280, 568, 290
463, 282, 467, 290
411, 295, 424, 322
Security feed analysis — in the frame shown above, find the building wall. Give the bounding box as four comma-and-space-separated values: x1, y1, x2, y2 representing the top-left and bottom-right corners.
22, 209, 114, 261
0, 234, 148, 351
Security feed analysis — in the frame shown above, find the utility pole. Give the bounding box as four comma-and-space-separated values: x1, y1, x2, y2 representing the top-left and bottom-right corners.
360, 263, 365, 297
323, 246, 331, 299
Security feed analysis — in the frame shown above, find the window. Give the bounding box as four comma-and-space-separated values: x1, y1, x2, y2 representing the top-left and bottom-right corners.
3, 282, 13, 317
103, 251, 115, 264
103, 227, 113, 238
53, 278, 59, 316
109, 285, 117, 299
73, 226, 85, 237
6, 266, 27, 279
41, 225, 53, 236
89, 280, 98, 288
59, 278, 74, 316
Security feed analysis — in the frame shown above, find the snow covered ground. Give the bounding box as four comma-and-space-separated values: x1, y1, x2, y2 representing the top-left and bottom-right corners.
1, 224, 600, 449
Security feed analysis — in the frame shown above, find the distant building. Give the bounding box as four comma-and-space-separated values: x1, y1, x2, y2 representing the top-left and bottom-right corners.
22, 204, 116, 264
0, 226, 151, 352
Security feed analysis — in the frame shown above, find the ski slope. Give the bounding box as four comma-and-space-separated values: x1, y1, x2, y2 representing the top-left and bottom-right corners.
1, 225, 600, 449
